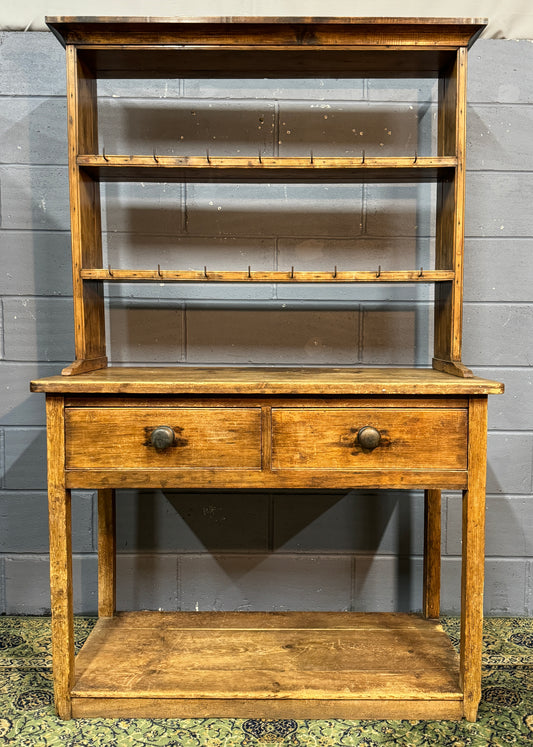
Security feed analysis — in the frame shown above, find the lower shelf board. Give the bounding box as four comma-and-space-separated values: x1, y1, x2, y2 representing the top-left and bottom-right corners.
71, 611, 464, 719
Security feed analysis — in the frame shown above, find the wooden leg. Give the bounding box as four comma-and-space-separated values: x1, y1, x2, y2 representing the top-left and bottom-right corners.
46, 396, 74, 720
460, 397, 488, 721
423, 489, 441, 619
98, 489, 116, 617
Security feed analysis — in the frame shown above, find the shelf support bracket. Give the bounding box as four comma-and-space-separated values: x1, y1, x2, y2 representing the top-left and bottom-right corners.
432, 357, 474, 378
61, 356, 108, 376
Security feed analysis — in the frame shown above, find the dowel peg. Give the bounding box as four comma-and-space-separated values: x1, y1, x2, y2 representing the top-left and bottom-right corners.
333, 265, 337, 279
362, 149, 365, 164
419, 266, 423, 277
414, 151, 418, 164
258, 150, 262, 164
107, 264, 113, 277
376, 265, 381, 278
157, 264, 162, 278
310, 150, 314, 165
102, 148, 109, 163
204, 266, 208, 278
248, 265, 252, 278
206, 149, 211, 164
153, 148, 159, 164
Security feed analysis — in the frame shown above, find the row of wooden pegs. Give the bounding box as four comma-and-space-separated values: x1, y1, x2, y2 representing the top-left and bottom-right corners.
105, 264, 427, 278
100, 148, 422, 164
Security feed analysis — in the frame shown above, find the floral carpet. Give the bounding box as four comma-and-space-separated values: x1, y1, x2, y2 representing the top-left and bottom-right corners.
0, 616, 531, 746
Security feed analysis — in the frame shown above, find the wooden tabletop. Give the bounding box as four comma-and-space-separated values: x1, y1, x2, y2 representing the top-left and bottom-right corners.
30, 367, 503, 396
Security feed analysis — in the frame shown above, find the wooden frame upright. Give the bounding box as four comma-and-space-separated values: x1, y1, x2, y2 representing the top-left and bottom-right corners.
433, 46, 472, 377
63, 45, 107, 375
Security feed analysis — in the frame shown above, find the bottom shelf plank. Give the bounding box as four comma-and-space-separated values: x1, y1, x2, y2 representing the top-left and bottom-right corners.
71, 611, 463, 720
72, 697, 463, 720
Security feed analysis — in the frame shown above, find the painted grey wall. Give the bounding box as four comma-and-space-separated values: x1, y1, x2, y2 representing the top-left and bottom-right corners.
0, 32, 532, 616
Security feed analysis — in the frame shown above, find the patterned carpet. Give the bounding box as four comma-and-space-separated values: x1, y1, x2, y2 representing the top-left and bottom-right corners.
0, 616, 531, 746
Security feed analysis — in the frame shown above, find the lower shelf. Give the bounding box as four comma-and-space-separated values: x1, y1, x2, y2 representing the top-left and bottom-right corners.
71, 611, 463, 719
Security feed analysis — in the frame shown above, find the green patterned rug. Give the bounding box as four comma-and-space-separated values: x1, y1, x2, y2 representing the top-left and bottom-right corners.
0, 616, 531, 746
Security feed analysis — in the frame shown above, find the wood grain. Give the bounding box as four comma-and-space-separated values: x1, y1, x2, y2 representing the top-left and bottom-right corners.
65, 407, 262, 470
434, 48, 468, 372
62, 356, 108, 376
64, 467, 468, 491
58, 397, 471, 490
78, 154, 456, 167
97, 489, 116, 617
65, 46, 106, 375
69, 611, 462, 719
46, 17, 486, 52
71, 697, 463, 720
80, 268, 456, 283
272, 407, 467, 471
460, 396, 488, 721
64, 395, 469, 409
75, 631, 459, 685
80, 609, 449, 629
423, 489, 441, 619
46, 396, 74, 719
432, 358, 474, 379
30, 367, 505, 396
77, 154, 456, 183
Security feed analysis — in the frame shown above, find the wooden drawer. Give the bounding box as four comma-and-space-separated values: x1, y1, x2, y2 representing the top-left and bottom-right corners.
271, 407, 467, 471
65, 407, 262, 470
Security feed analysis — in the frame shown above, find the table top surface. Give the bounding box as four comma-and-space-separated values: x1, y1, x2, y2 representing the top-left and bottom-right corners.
30, 366, 504, 396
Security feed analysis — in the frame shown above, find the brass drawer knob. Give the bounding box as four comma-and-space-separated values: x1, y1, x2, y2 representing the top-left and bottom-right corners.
357, 426, 381, 450
150, 425, 176, 450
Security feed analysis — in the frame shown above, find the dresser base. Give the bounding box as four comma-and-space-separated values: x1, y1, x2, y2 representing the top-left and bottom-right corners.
32, 369, 503, 721
71, 611, 463, 720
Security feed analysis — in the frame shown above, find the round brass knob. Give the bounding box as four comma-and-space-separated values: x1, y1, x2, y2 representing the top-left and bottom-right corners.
357, 426, 381, 450
150, 426, 175, 450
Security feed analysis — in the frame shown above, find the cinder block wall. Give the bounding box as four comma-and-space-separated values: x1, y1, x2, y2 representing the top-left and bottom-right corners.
0, 32, 532, 615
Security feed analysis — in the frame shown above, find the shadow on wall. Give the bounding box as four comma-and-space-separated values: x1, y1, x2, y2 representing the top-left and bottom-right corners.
2, 46, 517, 616
97, 100, 436, 158
102, 302, 433, 367
114, 489, 422, 613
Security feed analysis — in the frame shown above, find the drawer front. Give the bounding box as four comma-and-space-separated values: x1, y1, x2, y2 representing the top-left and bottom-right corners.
65, 408, 262, 470
271, 408, 467, 471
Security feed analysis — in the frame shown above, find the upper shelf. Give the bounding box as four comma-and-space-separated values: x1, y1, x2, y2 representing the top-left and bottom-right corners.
81, 269, 456, 283
79, 155, 457, 182
46, 17, 487, 78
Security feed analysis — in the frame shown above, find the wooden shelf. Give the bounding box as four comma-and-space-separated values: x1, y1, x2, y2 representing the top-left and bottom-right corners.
78, 155, 456, 182
70, 611, 463, 719
81, 268, 455, 283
